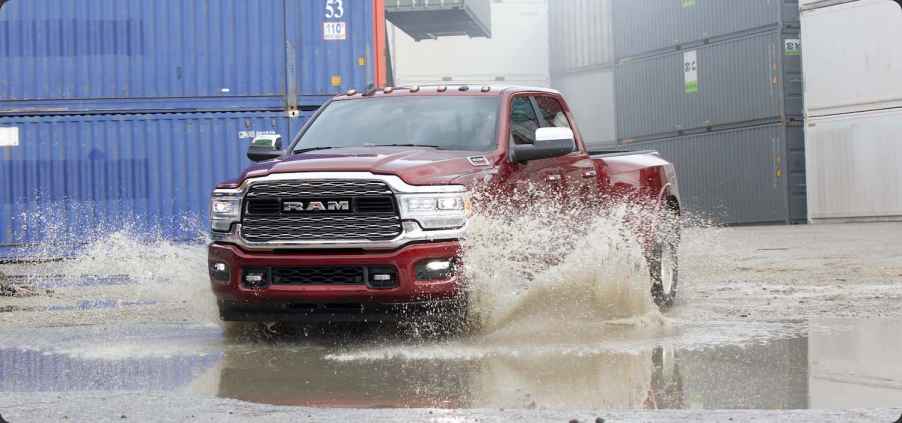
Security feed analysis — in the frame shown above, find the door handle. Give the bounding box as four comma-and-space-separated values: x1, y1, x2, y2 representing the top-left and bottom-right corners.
582, 170, 598, 178
545, 174, 562, 182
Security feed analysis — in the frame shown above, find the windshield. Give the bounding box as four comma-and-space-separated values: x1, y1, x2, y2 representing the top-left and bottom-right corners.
292, 96, 500, 152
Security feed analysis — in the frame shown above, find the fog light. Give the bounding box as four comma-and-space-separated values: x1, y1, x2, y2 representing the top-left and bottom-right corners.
242, 269, 270, 289
426, 260, 452, 272
415, 258, 457, 281
367, 266, 398, 289
209, 262, 230, 283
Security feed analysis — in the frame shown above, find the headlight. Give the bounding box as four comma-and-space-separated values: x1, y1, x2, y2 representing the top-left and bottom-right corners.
210, 193, 241, 232
397, 192, 471, 230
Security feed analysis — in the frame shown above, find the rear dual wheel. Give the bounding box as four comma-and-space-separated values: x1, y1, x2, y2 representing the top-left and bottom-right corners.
649, 209, 680, 309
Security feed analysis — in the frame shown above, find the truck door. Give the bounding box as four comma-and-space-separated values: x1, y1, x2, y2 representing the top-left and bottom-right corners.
507, 95, 566, 198
532, 95, 599, 203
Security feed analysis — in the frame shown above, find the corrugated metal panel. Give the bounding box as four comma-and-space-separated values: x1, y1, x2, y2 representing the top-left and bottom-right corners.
615, 29, 803, 142
613, 0, 799, 60
548, 0, 614, 73
391, 0, 549, 88
806, 108, 902, 222
0, 111, 308, 247
627, 123, 806, 225
800, 0, 859, 11
294, 0, 376, 99
0, 0, 376, 113
385, 0, 491, 41
802, 0, 902, 117
551, 69, 617, 146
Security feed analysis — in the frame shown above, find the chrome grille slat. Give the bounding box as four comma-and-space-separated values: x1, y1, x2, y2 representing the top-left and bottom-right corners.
241, 180, 402, 243
245, 180, 392, 198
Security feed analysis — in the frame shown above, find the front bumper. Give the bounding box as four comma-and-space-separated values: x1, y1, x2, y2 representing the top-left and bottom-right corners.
208, 241, 463, 321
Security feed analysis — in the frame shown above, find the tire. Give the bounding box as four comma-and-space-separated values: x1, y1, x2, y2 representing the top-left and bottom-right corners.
649, 210, 681, 309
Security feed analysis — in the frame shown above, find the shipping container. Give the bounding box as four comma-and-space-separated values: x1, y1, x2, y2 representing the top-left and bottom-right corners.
0, 0, 383, 114
612, 0, 800, 60
799, 0, 859, 11
391, 0, 549, 88
0, 111, 308, 253
551, 69, 617, 146
615, 29, 803, 142
627, 123, 806, 225
801, 0, 902, 117
548, 0, 614, 74
385, 0, 491, 41
805, 108, 902, 222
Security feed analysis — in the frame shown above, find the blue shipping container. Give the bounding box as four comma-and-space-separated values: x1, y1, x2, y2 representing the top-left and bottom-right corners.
0, 111, 308, 253
0, 0, 377, 114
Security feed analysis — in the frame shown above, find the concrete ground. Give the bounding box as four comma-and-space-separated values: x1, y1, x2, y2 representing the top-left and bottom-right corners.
1, 222, 901, 422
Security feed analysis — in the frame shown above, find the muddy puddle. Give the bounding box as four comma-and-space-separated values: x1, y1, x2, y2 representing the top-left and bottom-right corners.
1, 319, 900, 410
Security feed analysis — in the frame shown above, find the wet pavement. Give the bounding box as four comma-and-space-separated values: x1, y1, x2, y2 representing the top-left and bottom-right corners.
2, 223, 902, 421
1, 319, 900, 411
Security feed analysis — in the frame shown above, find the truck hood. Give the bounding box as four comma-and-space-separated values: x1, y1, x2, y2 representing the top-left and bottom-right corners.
226, 147, 497, 188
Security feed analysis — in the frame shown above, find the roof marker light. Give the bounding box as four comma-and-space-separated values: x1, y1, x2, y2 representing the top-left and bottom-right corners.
410, 85, 421, 93
458, 85, 470, 92
383, 86, 394, 94
481, 86, 491, 93
345, 89, 358, 96
437, 86, 448, 93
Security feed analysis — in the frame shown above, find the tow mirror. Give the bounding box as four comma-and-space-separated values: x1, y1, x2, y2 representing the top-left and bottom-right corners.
510, 127, 576, 163
247, 135, 284, 162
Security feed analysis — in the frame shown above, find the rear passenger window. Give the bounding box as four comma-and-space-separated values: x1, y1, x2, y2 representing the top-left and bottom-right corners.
534, 96, 573, 130
510, 96, 540, 145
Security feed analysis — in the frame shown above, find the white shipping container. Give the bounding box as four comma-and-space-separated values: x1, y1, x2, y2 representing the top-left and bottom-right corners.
390, 0, 550, 87
801, 0, 902, 117
806, 108, 902, 222
548, 0, 614, 73
552, 70, 617, 146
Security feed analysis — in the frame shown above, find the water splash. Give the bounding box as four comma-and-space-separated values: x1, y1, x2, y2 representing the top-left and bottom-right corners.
461, 188, 669, 335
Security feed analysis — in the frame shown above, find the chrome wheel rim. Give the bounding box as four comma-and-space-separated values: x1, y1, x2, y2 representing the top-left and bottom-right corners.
660, 246, 676, 294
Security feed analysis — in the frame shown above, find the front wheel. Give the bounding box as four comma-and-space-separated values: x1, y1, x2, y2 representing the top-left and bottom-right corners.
649, 213, 680, 309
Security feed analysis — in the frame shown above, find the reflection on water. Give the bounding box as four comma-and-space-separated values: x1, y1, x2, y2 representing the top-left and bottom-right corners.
199, 336, 804, 410
0, 320, 900, 410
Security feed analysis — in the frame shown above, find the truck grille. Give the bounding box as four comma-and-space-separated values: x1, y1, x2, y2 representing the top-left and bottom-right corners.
271, 266, 366, 285
241, 179, 402, 243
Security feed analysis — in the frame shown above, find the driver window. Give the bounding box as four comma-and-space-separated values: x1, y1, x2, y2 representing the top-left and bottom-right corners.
510, 96, 540, 145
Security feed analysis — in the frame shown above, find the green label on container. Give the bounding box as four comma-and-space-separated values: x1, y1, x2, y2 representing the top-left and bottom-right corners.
784, 39, 801, 56
684, 51, 698, 94
682, 0, 697, 8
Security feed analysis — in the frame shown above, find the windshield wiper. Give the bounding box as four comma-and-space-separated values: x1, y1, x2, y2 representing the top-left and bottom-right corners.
293, 146, 338, 154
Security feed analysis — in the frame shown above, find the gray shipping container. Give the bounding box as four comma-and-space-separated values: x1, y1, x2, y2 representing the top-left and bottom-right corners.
548, 0, 614, 73
613, 0, 800, 60
552, 69, 617, 146
615, 28, 802, 142
627, 123, 806, 225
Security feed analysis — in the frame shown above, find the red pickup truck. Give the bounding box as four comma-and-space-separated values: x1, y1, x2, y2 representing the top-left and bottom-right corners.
207, 85, 681, 325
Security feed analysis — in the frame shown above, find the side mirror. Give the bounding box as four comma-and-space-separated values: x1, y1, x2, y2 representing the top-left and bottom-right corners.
247, 135, 284, 162
510, 127, 576, 163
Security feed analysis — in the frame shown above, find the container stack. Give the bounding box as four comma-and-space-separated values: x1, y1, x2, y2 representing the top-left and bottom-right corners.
0, 0, 385, 253
547, 0, 616, 146
550, 0, 806, 225
801, 0, 902, 222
